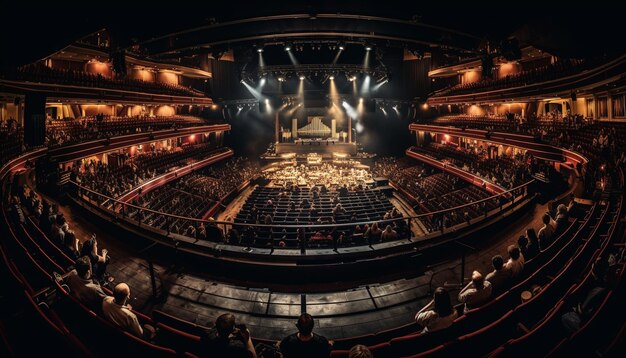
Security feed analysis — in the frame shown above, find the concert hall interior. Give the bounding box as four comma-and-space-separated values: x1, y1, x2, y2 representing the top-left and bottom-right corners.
0, 2, 625, 357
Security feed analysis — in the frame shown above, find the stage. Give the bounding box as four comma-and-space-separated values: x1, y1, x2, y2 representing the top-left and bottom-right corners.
275, 141, 357, 156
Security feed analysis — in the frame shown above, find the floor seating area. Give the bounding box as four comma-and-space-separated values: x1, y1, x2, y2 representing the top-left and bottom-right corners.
2, 167, 622, 357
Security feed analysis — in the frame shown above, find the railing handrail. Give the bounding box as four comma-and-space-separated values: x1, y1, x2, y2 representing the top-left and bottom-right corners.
69, 178, 534, 230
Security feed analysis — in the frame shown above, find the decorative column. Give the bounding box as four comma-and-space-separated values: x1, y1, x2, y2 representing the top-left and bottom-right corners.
275, 111, 279, 143
348, 116, 352, 143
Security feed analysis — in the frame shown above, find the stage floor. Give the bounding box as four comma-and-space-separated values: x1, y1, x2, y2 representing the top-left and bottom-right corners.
275, 141, 357, 156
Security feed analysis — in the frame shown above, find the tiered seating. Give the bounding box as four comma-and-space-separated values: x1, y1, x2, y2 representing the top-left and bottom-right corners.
0, 106, 623, 357
46, 115, 208, 147
436, 58, 591, 96
373, 158, 501, 233
130, 185, 214, 234
0, 125, 23, 167
78, 146, 227, 206
234, 186, 398, 248
432, 114, 588, 137
409, 144, 532, 189
383, 198, 623, 357
132, 144, 222, 175
1, 162, 623, 358
3, 64, 206, 97
127, 157, 258, 237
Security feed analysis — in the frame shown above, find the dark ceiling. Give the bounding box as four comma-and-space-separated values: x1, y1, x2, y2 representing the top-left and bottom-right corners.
1, 0, 623, 68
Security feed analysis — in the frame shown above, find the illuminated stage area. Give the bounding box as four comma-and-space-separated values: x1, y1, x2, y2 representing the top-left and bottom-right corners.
274, 141, 357, 156
262, 161, 372, 189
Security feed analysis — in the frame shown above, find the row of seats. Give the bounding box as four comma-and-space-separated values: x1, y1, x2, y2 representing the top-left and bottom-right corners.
1, 157, 624, 357
46, 115, 208, 147
3, 64, 206, 97
435, 58, 590, 96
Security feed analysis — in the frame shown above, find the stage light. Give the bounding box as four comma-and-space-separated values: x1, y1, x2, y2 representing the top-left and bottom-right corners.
299, 75, 305, 80
284, 44, 291, 51
356, 121, 364, 133
240, 79, 245, 84
260, 78, 266, 86
257, 48, 264, 53
365, 45, 372, 51
422, 103, 429, 110
277, 77, 285, 82
329, 75, 335, 80
265, 99, 270, 104
359, 97, 364, 103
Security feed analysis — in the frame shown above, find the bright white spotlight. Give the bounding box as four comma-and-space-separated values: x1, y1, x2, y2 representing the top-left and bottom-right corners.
341, 101, 358, 118
257, 48, 264, 53
351, 76, 357, 81
278, 77, 285, 82
299, 75, 305, 80
359, 97, 364, 103
265, 99, 270, 104
365, 46, 372, 51
260, 78, 266, 86
339, 45, 345, 50
360, 75, 371, 96
372, 79, 388, 91
392, 105, 400, 116
329, 75, 335, 80
285, 45, 291, 51
240, 79, 245, 84
356, 121, 364, 133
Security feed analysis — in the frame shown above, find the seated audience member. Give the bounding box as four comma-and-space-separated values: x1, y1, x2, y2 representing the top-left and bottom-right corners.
364, 223, 382, 243
279, 313, 332, 358
201, 313, 257, 358
554, 204, 569, 235
415, 287, 458, 332
349, 344, 373, 358
102, 283, 154, 340
381, 224, 398, 241
485, 255, 511, 294
566, 192, 577, 216
64, 256, 106, 312
517, 235, 529, 260
561, 285, 608, 334
458, 271, 492, 312
197, 222, 207, 241
207, 218, 225, 242
525, 227, 540, 260
505, 245, 525, 278
537, 212, 555, 249
80, 234, 110, 281
63, 228, 81, 259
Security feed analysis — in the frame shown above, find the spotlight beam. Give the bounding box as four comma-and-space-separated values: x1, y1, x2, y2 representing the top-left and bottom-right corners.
372, 79, 388, 91
332, 49, 343, 65
241, 80, 264, 100
287, 50, 299, 65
